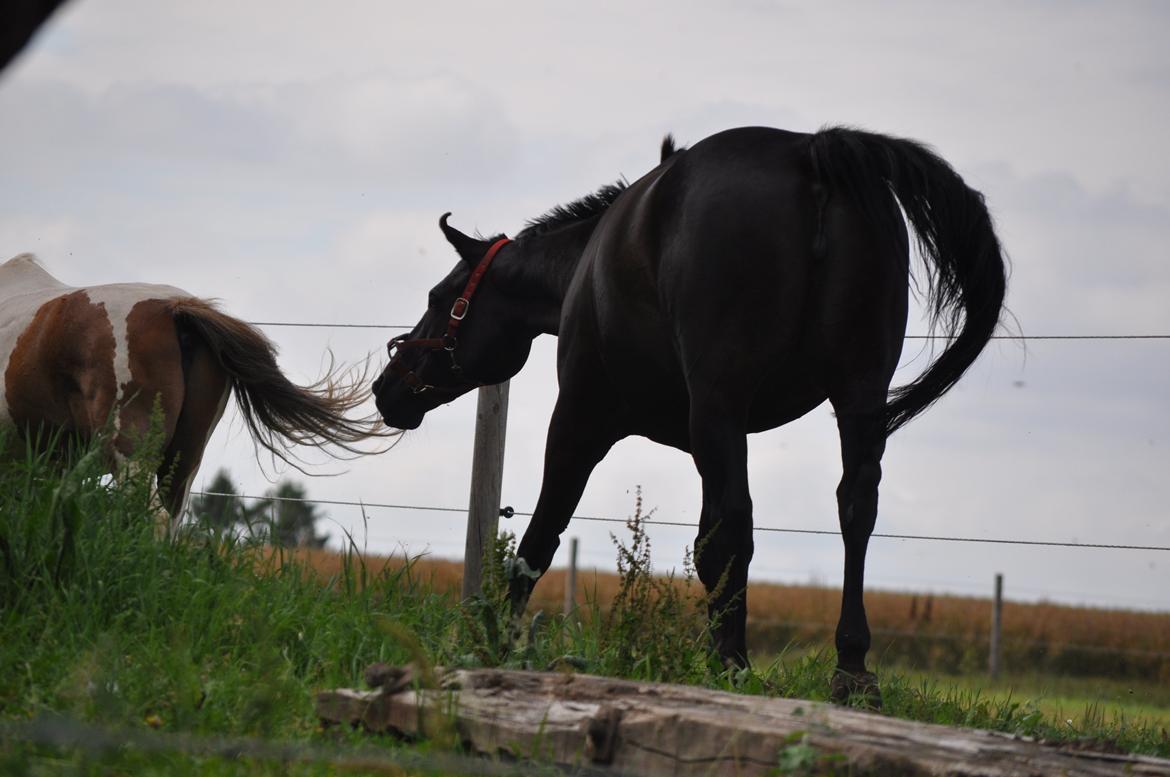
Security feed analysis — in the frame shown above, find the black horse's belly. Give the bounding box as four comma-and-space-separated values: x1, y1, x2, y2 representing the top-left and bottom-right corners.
605, 364, 826, 450
624, 392, 692, 450
746, 381, 827, 433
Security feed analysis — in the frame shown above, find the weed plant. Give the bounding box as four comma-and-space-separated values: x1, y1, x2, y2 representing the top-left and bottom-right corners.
447, 487, 720, 685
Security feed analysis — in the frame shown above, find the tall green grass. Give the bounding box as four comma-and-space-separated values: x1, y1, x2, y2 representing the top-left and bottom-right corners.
1, 434, 1167, 774
0, 432, 460, 773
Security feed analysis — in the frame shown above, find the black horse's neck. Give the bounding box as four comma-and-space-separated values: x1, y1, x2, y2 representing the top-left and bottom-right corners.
503, 179, 628, 336
508, 217, 601, 336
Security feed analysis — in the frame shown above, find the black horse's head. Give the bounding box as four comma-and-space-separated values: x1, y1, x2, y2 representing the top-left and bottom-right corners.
372, 214, 534, 430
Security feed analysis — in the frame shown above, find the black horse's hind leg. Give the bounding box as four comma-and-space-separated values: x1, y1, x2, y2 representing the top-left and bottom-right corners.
690, 404, 754, 667
830, 408, 887, 707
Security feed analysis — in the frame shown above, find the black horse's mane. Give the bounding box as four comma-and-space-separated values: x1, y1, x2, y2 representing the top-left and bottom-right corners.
517, 180, 629, 239
516, 134, 686, 240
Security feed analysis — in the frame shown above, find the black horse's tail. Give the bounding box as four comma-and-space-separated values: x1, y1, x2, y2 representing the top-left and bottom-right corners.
810, 126, 1008, 435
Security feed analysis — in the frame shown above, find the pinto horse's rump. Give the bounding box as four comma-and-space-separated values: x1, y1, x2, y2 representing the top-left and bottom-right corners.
1, 254, 190, 446
1, 254, 385, 523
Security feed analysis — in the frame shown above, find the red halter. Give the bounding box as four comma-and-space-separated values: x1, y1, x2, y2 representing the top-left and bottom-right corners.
386, 237, 511, 393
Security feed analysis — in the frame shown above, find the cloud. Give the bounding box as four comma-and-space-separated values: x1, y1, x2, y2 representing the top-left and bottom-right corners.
974, 163, 1170, 334
0, 71, 521, 193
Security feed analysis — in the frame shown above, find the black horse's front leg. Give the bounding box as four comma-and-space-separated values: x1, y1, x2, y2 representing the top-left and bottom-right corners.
509, 393, 620, 617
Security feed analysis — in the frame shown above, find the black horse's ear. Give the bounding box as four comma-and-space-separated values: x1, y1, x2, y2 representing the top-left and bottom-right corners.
660, 133, 686, 162
439, 212, 485, 262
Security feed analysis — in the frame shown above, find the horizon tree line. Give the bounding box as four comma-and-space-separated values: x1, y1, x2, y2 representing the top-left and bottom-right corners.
189, 469, 329, 548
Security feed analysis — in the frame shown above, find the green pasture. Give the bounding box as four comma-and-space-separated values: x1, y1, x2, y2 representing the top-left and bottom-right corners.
892, 669, 1170, 732
0, 433, 1166, 775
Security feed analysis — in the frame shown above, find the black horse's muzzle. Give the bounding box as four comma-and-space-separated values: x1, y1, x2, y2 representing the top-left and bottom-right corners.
372, 347, 476, 430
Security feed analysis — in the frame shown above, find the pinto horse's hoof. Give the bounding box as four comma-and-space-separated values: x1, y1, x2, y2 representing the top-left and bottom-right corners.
829, 669, 882, 710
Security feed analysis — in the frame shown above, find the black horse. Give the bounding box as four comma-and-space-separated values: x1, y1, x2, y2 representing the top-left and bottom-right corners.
372, 126, 1007, 702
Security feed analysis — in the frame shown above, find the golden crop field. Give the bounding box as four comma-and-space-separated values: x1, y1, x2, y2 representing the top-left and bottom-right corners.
271, 546, 1170, 680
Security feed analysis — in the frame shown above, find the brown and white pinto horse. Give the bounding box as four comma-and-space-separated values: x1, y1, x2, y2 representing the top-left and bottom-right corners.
1, 253, 382, 526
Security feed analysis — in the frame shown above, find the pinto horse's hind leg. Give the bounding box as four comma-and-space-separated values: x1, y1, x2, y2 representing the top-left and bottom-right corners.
111, 455, 173, 538
829, 407, 887, 707
158, 340, 231, 530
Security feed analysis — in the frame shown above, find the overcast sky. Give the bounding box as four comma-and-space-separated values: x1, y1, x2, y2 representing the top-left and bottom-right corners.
2, 1, 1167, 613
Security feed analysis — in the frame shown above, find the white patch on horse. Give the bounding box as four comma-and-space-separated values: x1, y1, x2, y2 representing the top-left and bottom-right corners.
84, 283, 191, 431
108, 298, 130, 432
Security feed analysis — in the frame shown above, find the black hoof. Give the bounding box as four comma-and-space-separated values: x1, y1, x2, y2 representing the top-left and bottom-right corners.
504, 557, 539, 617
829, 669, 882, 710
721, 653, 750, 672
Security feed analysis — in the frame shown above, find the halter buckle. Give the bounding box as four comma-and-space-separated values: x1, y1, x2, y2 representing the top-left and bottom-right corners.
450, 297, 470, 320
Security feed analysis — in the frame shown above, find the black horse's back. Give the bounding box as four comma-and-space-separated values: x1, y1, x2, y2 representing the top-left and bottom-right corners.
572, 127, 831, 437
609, 126, 905, 432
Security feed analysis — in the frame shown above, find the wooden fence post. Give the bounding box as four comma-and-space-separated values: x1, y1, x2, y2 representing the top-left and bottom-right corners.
989, 573, 1003, 679
462, 381, 510, 600
563, 537, 578, 616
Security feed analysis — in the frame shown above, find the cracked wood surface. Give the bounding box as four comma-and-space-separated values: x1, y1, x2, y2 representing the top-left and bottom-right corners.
316, 667, 1170, 776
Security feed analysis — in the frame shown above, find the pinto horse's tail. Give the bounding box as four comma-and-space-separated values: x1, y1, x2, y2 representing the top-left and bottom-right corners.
167, 298, 389, 463
810, 127, 1008, 435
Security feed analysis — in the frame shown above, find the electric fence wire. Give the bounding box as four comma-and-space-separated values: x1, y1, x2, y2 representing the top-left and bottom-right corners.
192, 491, 1170, 553
248, 320, 1170, 340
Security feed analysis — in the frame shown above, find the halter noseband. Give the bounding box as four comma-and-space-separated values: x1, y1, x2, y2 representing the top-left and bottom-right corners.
386, 236, 511, 394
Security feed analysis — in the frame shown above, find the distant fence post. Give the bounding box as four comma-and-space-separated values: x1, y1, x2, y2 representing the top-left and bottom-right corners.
462, 381, 510, 600
989, 573, 1003, 679
563, 537, 578, 616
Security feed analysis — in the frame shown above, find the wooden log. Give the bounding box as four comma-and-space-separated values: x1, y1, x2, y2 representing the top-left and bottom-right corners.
316, 667, 1170, 777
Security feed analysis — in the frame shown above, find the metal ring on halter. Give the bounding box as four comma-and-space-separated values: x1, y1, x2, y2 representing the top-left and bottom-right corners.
386, 333, 409, 359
